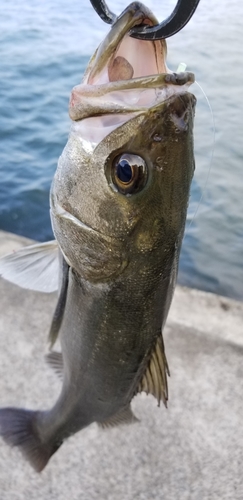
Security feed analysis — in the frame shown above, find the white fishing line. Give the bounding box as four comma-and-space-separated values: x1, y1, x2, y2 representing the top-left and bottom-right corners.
188, 79, 215, 229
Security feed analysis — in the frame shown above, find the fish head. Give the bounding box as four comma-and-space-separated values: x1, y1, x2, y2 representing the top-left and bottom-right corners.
51, 2, 196, 283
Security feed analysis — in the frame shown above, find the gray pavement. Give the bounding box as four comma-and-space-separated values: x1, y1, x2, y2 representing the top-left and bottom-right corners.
0, 230, 242, 500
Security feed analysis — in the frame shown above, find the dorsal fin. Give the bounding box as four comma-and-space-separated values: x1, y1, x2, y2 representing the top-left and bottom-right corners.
137, 336, 170, 407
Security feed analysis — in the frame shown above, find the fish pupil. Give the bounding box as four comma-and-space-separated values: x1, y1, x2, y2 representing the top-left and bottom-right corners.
116, 160, 133, 184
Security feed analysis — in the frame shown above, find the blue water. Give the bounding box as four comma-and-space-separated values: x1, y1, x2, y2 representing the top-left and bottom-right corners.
0, 0, 243, 300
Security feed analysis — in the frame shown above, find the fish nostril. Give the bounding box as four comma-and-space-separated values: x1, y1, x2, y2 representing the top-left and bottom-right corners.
173, 100, 187, 118
172, 115, 189, 133
169, 96, 191, 132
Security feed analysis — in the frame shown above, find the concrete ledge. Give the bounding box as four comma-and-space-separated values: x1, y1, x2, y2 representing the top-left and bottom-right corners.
0, 231, 242, 499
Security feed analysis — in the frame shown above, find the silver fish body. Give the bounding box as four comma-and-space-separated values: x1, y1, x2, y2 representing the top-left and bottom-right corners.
0, 1, 196, 472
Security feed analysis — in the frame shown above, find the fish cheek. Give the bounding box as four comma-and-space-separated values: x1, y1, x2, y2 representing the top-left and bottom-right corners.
52, 212, 128, 283
134, 218, 163, 253
97, 195, 141, 238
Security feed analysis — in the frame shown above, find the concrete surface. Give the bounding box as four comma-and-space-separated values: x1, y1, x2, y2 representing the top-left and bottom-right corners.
0, 230, 242, 500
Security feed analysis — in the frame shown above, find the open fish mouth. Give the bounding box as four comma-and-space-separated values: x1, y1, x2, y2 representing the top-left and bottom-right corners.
69, 2, 195, 143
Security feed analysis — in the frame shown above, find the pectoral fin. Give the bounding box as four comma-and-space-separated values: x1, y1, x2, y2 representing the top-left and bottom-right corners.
137, 335, 170, 407
0, 240, 59, 292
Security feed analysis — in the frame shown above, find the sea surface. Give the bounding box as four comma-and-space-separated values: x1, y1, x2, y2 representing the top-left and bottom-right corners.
0, 0, 242, 299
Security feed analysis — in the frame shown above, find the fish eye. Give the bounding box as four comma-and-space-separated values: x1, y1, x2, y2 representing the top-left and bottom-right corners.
111, 154, 147, 195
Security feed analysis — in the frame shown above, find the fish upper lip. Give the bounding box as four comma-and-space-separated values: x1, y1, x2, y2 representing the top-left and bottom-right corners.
69, 71, 195, 123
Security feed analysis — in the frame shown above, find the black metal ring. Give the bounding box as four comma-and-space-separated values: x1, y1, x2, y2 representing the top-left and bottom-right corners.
89, 0, 116, 24
89, 0, 200, 40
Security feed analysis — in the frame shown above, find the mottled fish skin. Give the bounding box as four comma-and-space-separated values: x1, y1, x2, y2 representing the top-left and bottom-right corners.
0, 1, 196, 472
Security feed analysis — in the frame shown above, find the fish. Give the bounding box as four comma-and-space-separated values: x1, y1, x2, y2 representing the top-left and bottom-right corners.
0, 1, 196, 472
